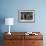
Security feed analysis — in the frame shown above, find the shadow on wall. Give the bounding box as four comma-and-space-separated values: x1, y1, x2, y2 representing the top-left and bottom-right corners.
0, 16, 5, 32
0, 16, 5, 46
0, 33, 4, 46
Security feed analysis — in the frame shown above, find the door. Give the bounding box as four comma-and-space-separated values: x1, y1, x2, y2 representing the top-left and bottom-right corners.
24, 40, 43, 46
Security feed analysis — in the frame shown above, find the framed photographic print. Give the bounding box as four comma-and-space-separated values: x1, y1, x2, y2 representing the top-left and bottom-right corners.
18, 10, 35, 23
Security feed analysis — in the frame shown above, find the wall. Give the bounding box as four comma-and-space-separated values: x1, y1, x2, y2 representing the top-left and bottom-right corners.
0, 0, 46, 32
0, 0, 46, 46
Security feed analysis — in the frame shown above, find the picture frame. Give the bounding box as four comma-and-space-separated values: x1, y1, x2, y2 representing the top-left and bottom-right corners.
18, 10, 35, 23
